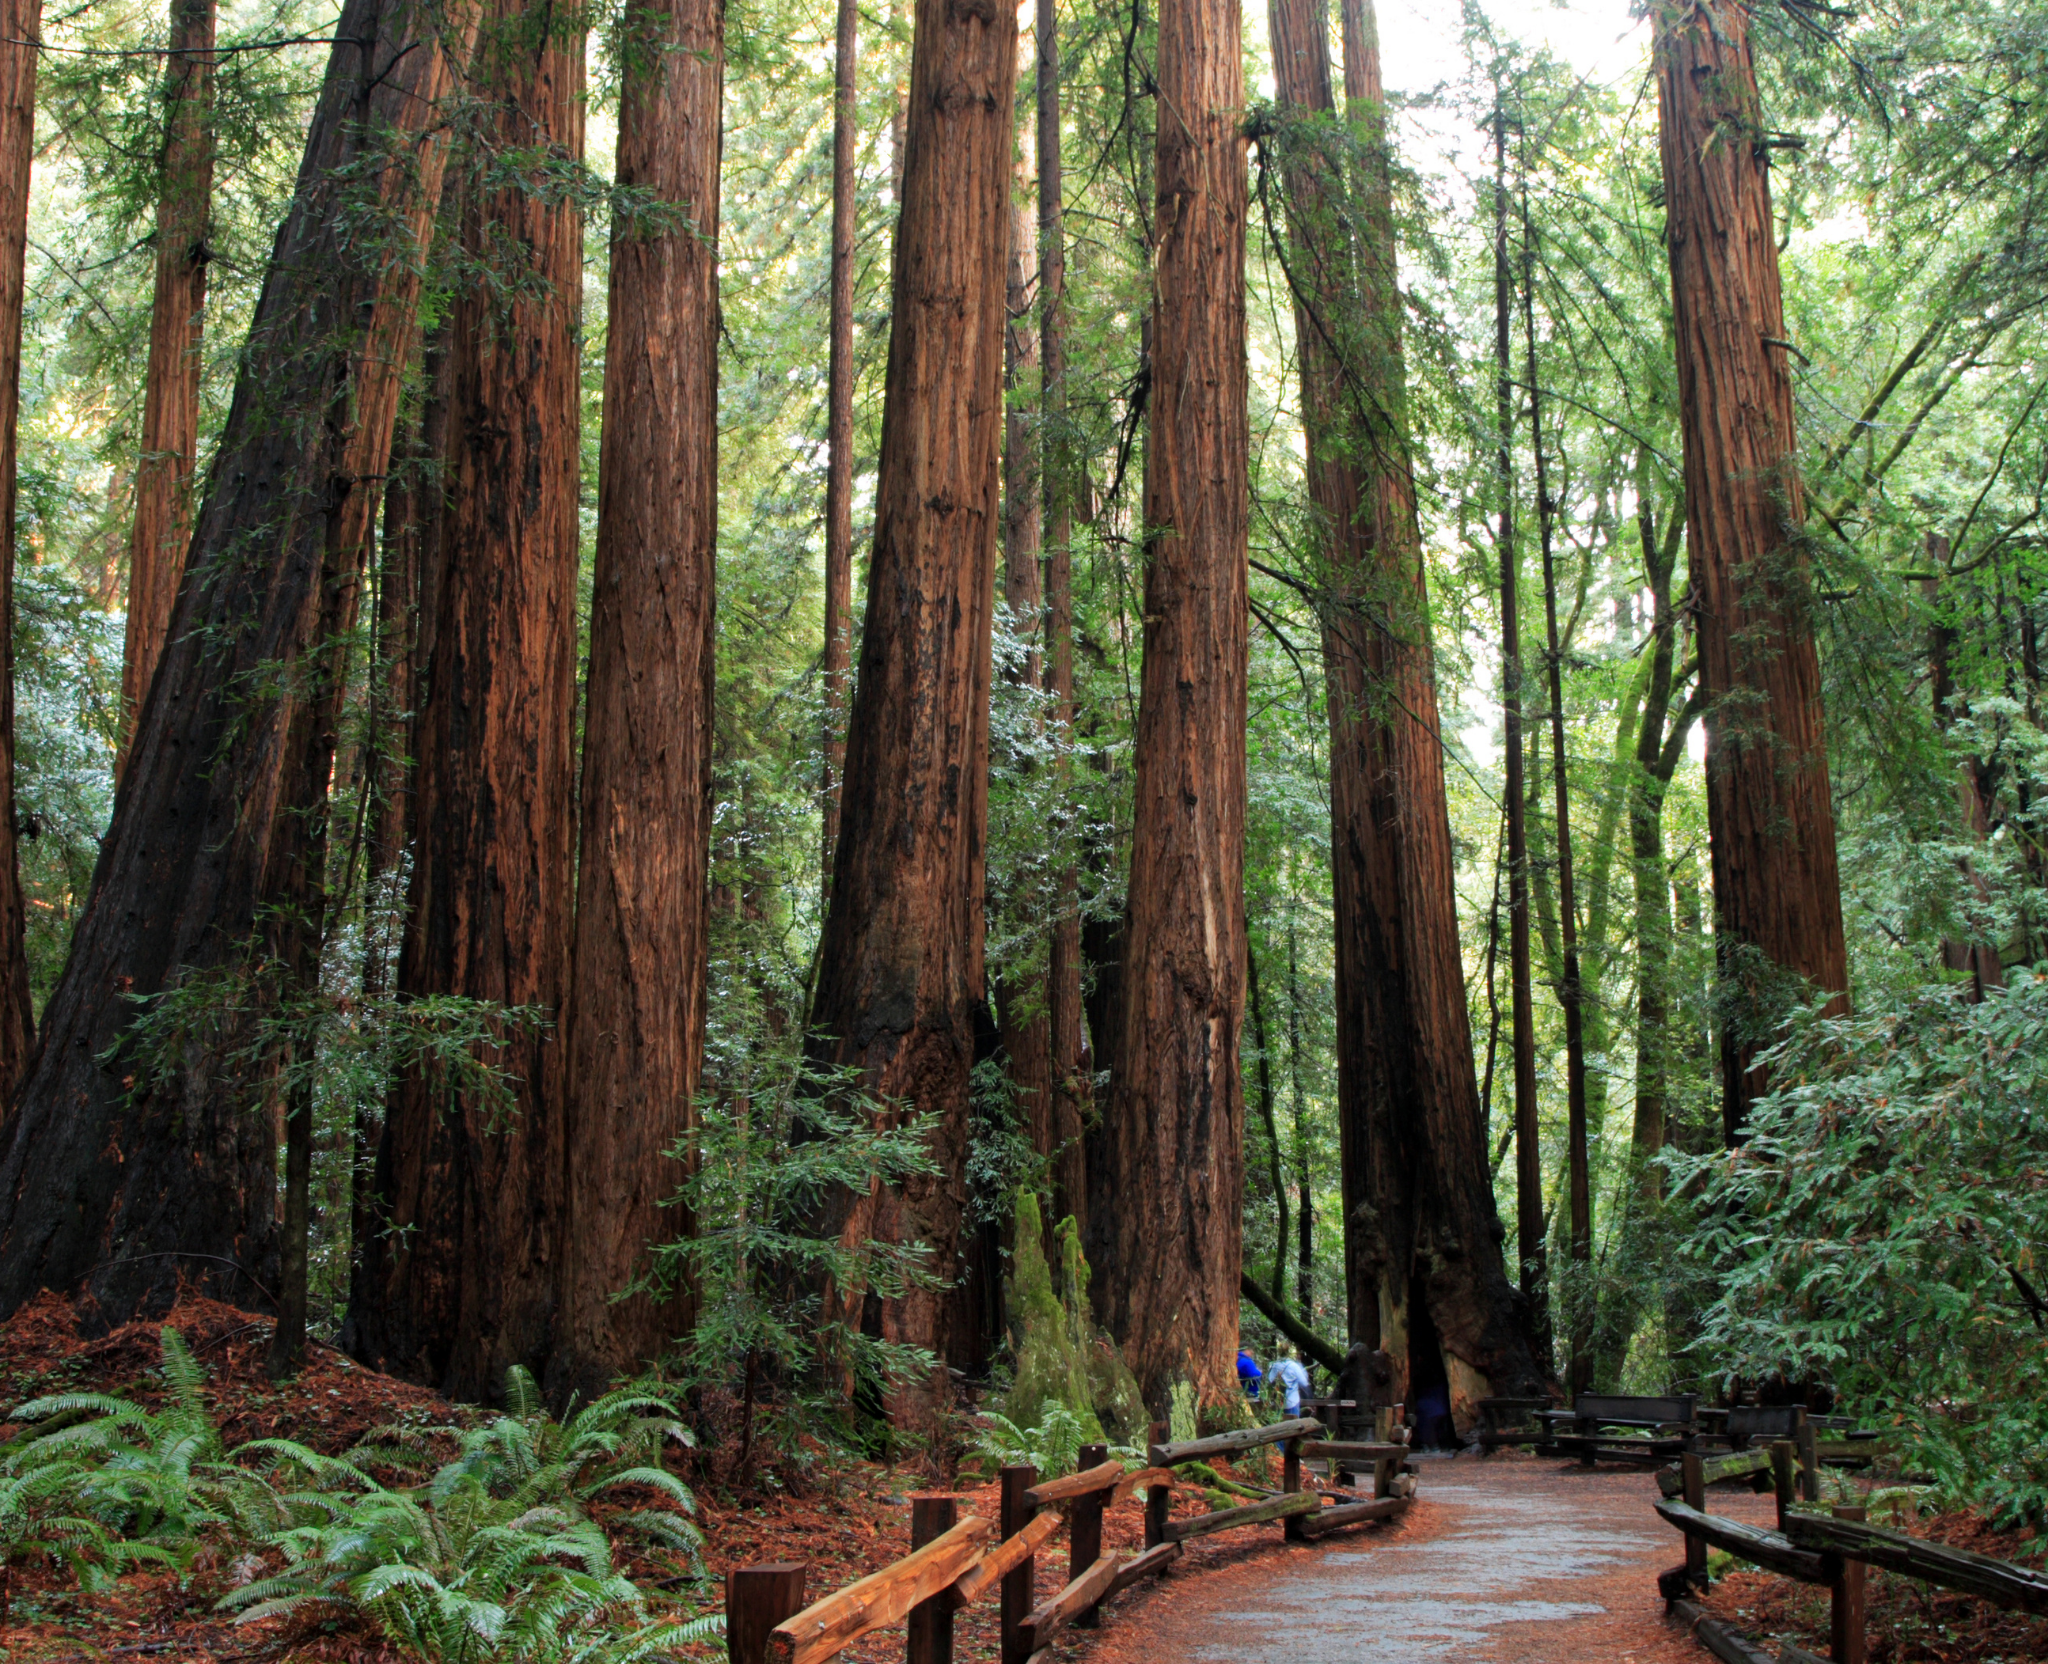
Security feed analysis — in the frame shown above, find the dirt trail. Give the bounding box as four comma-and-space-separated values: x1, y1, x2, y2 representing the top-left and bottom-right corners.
1058, 1455, 1778, 1664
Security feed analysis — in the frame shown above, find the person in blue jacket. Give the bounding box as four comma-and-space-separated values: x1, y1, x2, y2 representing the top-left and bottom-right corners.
1236, 1348, 1264, 1401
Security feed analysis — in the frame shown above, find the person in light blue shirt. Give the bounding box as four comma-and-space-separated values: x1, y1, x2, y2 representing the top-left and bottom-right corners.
1268, 1345, 1312, 1415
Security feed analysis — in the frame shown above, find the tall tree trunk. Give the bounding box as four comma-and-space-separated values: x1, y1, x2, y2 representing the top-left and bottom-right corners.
998, 118, 1053, 1185
1037, 0, 1088, 1238
1245, 943, 1289, 1299
1269, 0, 1539, 1412
1089, 0, 1247, 1413
820, 0, 857, 889
1655, 0, 1848, 1142
351, 0, 583, 1398
1491, 109, 1542, 1348
1285, 919, 1311, 1318
806, 0, 1015, 1408
1519, 194, 1591, 1394
0, 0, 38, 1100
116, 0, 215, 779
0, 0, 475, 1321
552, 0, 721, 1401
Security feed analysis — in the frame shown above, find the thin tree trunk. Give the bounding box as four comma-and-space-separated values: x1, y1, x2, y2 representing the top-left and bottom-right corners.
1655, 0, 1848, 1143
351, 0, 583, 1398
0, 0, 38, 1101
552, 0, 721, 1401
820, 0, 857, 889
998, 110, 1053, 1184
1268, 0, 1539, 1411
1491, 108, 1542, 1346
1285, 919, 1311, 1318
805, 0, 1015, 1412
1246, 943, 1288, 1299
0, 0, 475, 1322
1519, 190, 1591, 1394
1038, 0, 1087, 1238
1090, 0, 1248, 1412
116, 0, 215, 780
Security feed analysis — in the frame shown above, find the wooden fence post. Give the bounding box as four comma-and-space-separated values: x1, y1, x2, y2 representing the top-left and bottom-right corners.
727, 1563, 807, 1664
906, 1495, 957, 1664
1372, 1406, 1398, 1500
1282, 1434, 1306, 1542
1830, 1503, 1867, 1664
1145, 1419, 1171, 1550
1681, 1451, 1708, 1588
1771, 1439, 1797, 1531
1072, 1442, 1107, 1628
1000, 1465, 1037, 1664
1795, 1413, 1821, 1504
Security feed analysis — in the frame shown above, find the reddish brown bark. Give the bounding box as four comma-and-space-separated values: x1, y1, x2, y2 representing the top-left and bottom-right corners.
1270, 0, 1539, 1411
552, 0, 722, 1399
821, 0, 857, 888
116, 0, 215, 780
0, 0, 38, 1100
1655, 0, 1848, 1141
1089, 0, 1247, 1413
0, 0, 474, 1319
807, 0, 1014, 1401
351, 0, 583, 1398
1037, 0, 1087, 1237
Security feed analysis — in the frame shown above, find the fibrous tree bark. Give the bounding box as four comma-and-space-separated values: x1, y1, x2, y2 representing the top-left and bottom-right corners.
1519, 196, 1591, 1392
1089, 0, 1247, 1412
0, 0, 40, 1100
0, 0, 475, 1319
1037, 0, 1087, 1238
806, 0, 1014, 1403
552, 0, 722, 1400
1267, 0, 1541, 1413
1490, 110, 1542, 1344
1654, 0, 1848, 1141
117, 0, 215, 780
820, 0, 856, 888
351, 0, 583, 1398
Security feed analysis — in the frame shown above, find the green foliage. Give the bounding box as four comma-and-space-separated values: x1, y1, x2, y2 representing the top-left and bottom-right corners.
967, 1404, 1090, 1481
1674, 971, 2048, 1529
999, 1194, 1146, 1449
224, 1367, 711, 1661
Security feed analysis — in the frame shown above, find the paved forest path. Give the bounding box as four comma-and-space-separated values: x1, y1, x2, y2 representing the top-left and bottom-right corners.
1058, 1454, 1780, 1664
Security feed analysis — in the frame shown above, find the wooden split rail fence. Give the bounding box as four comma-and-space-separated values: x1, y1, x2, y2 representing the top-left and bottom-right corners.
1654, 1434, 2048, 1664
725, 1414, 1417, 1664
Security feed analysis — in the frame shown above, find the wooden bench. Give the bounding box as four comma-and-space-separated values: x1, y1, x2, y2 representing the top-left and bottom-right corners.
1475, 1395, 1553, 1449
1541, 1393, 1699, 1465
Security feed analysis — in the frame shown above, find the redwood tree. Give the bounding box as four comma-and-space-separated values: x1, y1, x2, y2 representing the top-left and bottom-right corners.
552, 0, 722, 1399
820, 0, 857, 885
351, 0, 583, 1398
0, 0, 474, 1319
806, 0, 1014, 1393
1270, 0, 1541, 1409
1655, 0, 1848, 1141
0, 0, 39, 1099
1089, 0, 1248, 1411
116, 0, 215, 778
1037, 0, 1087, 1235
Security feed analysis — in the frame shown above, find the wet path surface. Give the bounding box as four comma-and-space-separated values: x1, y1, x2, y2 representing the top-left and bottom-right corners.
1064, 1455, 1780, 1664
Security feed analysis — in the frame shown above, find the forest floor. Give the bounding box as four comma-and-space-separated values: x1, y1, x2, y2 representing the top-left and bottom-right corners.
2, 1296, 2044, 1662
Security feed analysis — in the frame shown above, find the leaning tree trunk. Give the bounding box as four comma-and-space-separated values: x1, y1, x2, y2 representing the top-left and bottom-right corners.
0, 0, 39, 1101
1037, 0, 1088, 1239
820, 0, 857, 888
116, 0, 215, 779
0, 0, 475, 1320
1089, 0, 1248, 1413
1272, 0, 1542, 1413
551, 0, 722, 1400
806, 0, 1014, 1409
1655, 0, 1847, 1142
350, 0, 583, 1399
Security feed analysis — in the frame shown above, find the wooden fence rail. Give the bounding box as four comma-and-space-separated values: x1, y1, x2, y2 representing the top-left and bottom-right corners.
730, 1419, 1416, 1663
